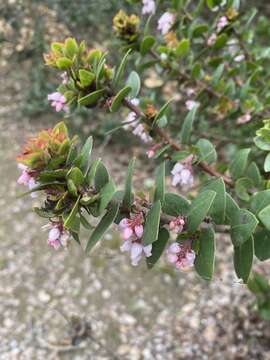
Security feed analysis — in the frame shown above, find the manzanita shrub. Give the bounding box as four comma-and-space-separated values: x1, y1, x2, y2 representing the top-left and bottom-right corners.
16, 0, 270, 283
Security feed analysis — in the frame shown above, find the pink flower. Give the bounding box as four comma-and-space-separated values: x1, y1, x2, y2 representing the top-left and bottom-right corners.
17, 164, 32, 186
142, 0, 156, 15
185, 100, 200, 111
171, 156, 194, 188
237, 113, 251, 125
167, 242, 195, 270
133, 123, 152, 143
119, 213, 144, 240
17, 164, 39, 198
169, 216, 185, 233
120, 239, 152, 266
207, 33, 217, 46
61, 71, 69, 84
157, 12, 176, 35
216, 16, 228, 32
48, 92, 68, 112
119, 212, 152, 266
146, 143, 162, 158
42, 223, 70, 250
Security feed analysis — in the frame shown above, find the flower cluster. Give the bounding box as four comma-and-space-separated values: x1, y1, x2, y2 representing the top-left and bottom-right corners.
157, 12, 175, 35
48, 92, 68, 113
119, 212, 152, 266
169, 216, 186, 234
142, 0, 156, 15
171, 156, 194, 188
42, 222, 70, 250
167, 242, 195, 270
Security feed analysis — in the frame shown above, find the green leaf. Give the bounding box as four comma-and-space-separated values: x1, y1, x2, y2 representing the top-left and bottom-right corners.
258, 205, 270, 230
194, 227, 215, 281
78, 89, 105, 106
250, 190, 270, 215
66, 144, 78, 165
122, 157, 135, 209
110, 86, 131, 112
254, 136, 270, 151
225, 193, 240, 222
39, 169, 68, 182
67, 179, 78, 197
86, 202, 119, 253
235, 177, 253, 201
196, 139, 217, 164
187, 190, 216, 233
231, 209, 258, 246
56, 57, 73, 69
212, 64, 224, 86
87, 158, 101, 186
126, 71, 141, 98
64, 37, 78, 58
140, 35, 155, 55
202, 178, 226, 224
246, 162, 261, 187
192, 23, 208, 37
162, 192, 190, 216
67, 167, 84, 187
154, 99, 173, 125
234, 236, 254, 283
213, 34, 228, 50
154, 162, 165, 204
229, 148, 250, 179
175, 38, 190, 57
147, 228, 170, 269
64, 196, 81, 232
143, 201, 161, 246
94, 162, 109, 191
254, 229, 270, 261
99, 179, 116, 213
79, 69, 95, 87
179, 107, 197, 144
113, 49, 132, 88
79, 136, 93, 175
264, 153, 270, 172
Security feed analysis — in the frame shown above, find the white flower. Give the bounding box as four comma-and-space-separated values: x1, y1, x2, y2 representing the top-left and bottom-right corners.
171, 162, 194, 188
142, 0, 156, 15
234, 54, 245, 62
216, 16, 228, 32
185, 100, 200, 111
160, 53, 168, 61
237, 113, 251, 125
157, 12, 175, 35
207, 33, 217, 47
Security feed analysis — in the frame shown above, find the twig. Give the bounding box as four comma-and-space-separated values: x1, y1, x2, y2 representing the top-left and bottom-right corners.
122, 98, 234, 187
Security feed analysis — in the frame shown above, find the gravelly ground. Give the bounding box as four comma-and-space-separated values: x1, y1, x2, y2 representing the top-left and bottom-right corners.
0, 5, 270, 358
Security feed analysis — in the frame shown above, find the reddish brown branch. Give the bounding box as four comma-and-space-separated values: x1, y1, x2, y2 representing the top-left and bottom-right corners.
123, 98, 234, 188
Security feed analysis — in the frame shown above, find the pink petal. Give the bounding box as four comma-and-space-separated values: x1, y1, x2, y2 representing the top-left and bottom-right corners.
48, 227, 61, 242
134, 225, 144, 238
167, 254, 178, 264
123, 227, 133, 240
119, 218, 129, 229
